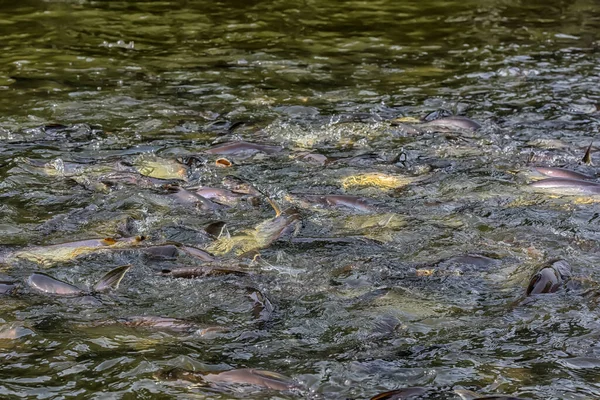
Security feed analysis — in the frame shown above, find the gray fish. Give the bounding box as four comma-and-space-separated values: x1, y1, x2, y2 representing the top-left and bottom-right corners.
422, 116, 481, 131
143, 245, 180, 259
180, 246, 216, 262
534, 166, 594, 180
112, 316, 202, 332
27, 265, 131, 296
205, 141, 283, 156
528, 177, 600, 194
222, 175, 262, 196
167, 186, 220, 210
455, 389, 526, 400
0, 281, 16, 295
370, 387, 429, 399
292, 194, 378, 212
527, 259, 571, 296
193, 187, 249, 206
203, 368, 294, 390
155, 367, 293, 390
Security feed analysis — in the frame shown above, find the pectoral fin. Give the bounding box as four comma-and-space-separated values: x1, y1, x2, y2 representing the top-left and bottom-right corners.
93, 265, 131, 292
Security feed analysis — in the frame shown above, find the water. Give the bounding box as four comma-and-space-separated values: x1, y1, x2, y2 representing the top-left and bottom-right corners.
1, 0, 600, 398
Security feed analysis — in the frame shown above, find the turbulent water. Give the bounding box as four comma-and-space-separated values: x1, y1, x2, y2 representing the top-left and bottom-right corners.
1, 0, 600, 399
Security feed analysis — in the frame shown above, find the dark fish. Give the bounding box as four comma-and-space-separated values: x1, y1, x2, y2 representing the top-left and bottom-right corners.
534, 167, 594, 180
27, 265, 131, 296
370, 387, 429, 399
527, 259, 571, 296
100, 171, 184, 188
583, 141, 594, 165
205, 141, 283, 156
160, 266, 247, 279
528, 177, 600, 194
143, 245, 179, 259
422, 116, 481, 131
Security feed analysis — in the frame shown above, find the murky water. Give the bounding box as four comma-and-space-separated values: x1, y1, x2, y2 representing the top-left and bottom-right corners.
1, 0, 600, 398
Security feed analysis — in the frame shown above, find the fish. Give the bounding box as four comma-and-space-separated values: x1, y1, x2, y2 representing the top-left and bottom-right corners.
0, 280, 16, 295
109, 316, 224, 334
370, 387, 429, 399
192, 187, 251, 206
222, 175, 262, 196
455, 389, 526, 400
528, 177, 600, 194
166, 186, 220, 210
422, 116, 481, 131
203, 368, 294, 390
206, 208, 301, 256
27, 265, 131, 296
205, 141, 283, 156
143, 245, 180, 259
454, 389, 526, 400
8, 236, 145, 265
534, 167, 594, 180
526, 259, 571, 296
160, 265, 247, 279
156, 367, 294, 390
290, 194, 378, 212
179, 246, 216, 262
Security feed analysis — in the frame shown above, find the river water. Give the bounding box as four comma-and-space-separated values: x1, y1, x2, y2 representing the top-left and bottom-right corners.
1, 0, 600, 399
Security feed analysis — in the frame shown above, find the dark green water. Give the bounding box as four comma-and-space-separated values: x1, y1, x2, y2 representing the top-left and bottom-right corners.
1, 0, 600, 399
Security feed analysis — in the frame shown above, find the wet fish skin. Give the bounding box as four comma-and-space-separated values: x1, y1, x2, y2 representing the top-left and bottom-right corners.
202, 368, 294, 390
205, 141, 283, 156
222, 175, 262, 196
113, 316, 200, 332
28, 265, 131, 296
455, 389, 526, 400
167, 186, 220, 210
143, 245, 179, 259
27, 273, 84, 296
293, 194, 377, 212
180, 246, 216, 262
369, 386, 429, 399
0, 281, 16, 295
526, 260, 571, 296
528, 177, 600, 194
160, 266, 247, 279
534, 166, 594, 180
422, 116, 481, 131
10, 236, 145, 265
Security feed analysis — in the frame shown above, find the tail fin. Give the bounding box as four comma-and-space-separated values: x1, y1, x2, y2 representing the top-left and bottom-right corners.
93, 265, 131, 292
